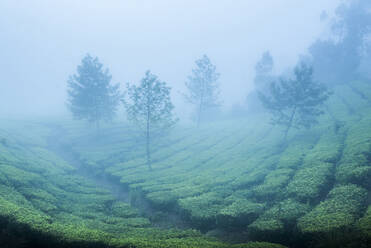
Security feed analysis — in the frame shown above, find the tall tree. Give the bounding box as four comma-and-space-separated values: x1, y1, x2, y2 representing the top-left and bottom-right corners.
247, 51, 275, 112
67, 54, 120, 129
254, 51, 274, 93
259, 63, 331, 141
309, 0, 371, 84
123, 71, 177, 170
184, 55, 220, 126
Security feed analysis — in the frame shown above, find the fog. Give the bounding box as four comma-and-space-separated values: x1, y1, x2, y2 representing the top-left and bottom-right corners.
1, 0, 341, 119
3, 2, 371, 247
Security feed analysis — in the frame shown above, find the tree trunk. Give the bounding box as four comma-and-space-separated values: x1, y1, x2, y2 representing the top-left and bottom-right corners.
284, 106, 297, 141
197, 103, 202, 128
146, 110, 152, 171
197, 82, 205, 128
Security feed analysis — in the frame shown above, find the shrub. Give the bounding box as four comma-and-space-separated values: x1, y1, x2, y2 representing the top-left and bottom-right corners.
286, 162, 333, 202
217, 199, 265, 228
248, 199, 310, 241
297, 184, 367, 233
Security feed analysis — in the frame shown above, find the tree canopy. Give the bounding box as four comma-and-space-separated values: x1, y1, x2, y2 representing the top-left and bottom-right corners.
184, 55, 220, 126
123, 70, 177, 170
259, 63, 331, 140
309, 0, 371, 84
247, 51, 276, 112
67, 54, 120, 129
254, 51, 274, 93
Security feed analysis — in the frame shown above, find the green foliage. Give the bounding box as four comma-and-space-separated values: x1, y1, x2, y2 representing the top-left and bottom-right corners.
285, 129, 345, 202
259, 63, 331, 139
2, 80, 371, 247
286, 162, 333, 201
179, 192, 225, 229
249, 199, 310, 237
264, 199, 310, 222
0, 129, 234, 248
0, 164, 43, 188
184, 54, 221, 125
123, 70, 177, 170
357, 205, 371, 238
123, 70, 177, 131
217, 199, 265, 227
252, 168, 293, 199
111, 202, 139, 218
53, 84, 371, 244
231, 242, 287, 248
249, 219, 284, 236
219, 199, 265, 219
298, 184, 367, 233
67, 54, 121, 126
146, 190, 177, 209
336, 117, 371, 186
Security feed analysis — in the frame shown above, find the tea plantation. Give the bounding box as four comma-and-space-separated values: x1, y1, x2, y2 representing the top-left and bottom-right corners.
1, 81, 371, 247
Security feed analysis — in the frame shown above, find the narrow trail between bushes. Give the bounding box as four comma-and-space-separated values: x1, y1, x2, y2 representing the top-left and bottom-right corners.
45, 124, 191, 230
46, 125, 131, 203
44, 124, 271, 244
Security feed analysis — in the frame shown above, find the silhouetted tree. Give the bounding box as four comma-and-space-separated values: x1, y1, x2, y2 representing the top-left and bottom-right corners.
67, 54, 120, 130
309, 0, 371, 84
184, 55, 220, 126
259, 63, 331, 141
247, 51, 275, 111
254, 51, 274, 93
123, 71, 177, 170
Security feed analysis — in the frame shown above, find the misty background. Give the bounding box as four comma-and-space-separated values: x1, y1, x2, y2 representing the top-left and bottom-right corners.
0, 0, 342, 119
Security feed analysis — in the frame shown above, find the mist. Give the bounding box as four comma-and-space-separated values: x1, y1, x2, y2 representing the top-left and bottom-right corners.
2, 1, 371, 248
0, 0, 340, 119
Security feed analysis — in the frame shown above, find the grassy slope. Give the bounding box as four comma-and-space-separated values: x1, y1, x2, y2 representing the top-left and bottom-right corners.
1, 81, 371, 247
0, 127, 284, 247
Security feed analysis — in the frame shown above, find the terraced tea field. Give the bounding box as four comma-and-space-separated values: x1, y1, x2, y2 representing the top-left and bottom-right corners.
1, 81, 371, 247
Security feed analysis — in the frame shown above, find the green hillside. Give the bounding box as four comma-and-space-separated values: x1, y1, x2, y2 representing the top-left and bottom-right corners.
1, 81, 371, 247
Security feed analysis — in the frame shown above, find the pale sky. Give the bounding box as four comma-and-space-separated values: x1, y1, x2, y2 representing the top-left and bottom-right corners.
0, 0, 342, 118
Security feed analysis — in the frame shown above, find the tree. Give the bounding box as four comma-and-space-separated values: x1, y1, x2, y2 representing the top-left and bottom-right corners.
123, 70, 177, 170
254, 51, 274, 93
184, 55, 220, 126
67, 54, 120, 130
309, 0, 371, 84
247, 51, 275, 112
258, 63, 331, 141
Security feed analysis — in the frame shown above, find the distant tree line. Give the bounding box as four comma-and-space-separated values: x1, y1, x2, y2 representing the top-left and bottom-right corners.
308, 0, 371, 85
67, 54, 221, 170
247, 0, 371, 140
66, 53, 333, 166
67, 0, 371, 168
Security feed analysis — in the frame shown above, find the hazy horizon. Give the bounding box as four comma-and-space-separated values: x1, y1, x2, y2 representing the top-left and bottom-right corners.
0, 0, 342, 119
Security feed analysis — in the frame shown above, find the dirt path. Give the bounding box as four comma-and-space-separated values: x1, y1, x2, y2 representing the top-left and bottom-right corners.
45, 124, 192, 230
46, 125, 130, 203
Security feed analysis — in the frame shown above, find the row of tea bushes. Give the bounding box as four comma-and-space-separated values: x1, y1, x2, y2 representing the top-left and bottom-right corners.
2, 124, 288, 247
53, 81, 371, 247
